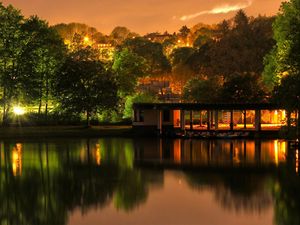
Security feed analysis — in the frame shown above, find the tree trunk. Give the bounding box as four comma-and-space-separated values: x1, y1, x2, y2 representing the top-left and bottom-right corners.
38, 83, 43, 115
2, 87, 9, 126
45, 75, 49, 117
86, 111, 91, 127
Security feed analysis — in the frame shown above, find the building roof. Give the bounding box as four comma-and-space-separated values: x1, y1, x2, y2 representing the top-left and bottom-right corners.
133, 103, 283, 111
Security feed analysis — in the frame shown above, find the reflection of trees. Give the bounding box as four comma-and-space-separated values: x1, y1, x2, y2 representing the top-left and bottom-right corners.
214, 174, 272, 213
114, 169, 147, 211
273, 151, 300, 225
56, 163, 119, 214
185, 171, 273, 213
0, 139, 164, 225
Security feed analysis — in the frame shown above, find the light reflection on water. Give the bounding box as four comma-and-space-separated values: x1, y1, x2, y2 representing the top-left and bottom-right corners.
0, 138, 299, 225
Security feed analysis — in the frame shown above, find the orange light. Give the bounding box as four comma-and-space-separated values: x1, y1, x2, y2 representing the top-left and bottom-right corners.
12, 143, 22, 176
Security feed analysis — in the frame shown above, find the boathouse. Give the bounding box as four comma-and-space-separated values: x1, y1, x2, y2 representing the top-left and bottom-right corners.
132, 103, 288, 135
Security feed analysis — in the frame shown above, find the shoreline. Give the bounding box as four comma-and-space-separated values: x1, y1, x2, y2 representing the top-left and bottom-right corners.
0, 125, 134, 139
0, 125, 288, 140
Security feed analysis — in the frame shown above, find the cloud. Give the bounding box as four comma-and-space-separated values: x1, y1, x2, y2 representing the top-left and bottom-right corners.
180, 0, 253, 21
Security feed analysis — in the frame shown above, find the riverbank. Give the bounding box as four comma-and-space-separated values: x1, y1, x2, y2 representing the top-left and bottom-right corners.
0, 126, 134, 139
0, 125, 290, 140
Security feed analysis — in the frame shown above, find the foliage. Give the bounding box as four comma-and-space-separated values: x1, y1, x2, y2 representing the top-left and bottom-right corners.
183, 77, 222, 103
112, 48, 148, 96
20, 16, 66, 114
263, 0, 300, 90
122, 37, 171, 75
110, 26, 138, 45
209, 10, 275, 80
272, 74, 300, 111
53, 22, 99, 41
0, 3, 25, 124
169, 47, 195, 66
123, 92, 159, 118
55, 50, 118, 126
220, 73, 267, 103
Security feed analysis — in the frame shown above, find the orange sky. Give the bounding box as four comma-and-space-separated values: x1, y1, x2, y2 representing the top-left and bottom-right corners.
2, 0, 284, 34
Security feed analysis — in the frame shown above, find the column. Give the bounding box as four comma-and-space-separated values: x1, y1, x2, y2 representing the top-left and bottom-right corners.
190, 111, 193, 130
230, 110, 234, 130
157, 110, 162, 135
287, 111, 291, 129
180, 110, 185, 131
211, 111, 214, 128
207, 110, 211, 131
255, 109, 261, 131
215, 110, 219, 130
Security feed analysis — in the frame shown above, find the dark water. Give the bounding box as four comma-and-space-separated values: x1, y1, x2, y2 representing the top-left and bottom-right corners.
0, 138, 299, 225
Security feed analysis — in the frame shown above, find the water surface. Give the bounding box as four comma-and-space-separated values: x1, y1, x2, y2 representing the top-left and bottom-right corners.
0, 138, 298, 225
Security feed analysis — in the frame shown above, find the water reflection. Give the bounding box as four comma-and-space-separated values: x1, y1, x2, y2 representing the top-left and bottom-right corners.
134, 139, 287, 167
0, 138, 299, 225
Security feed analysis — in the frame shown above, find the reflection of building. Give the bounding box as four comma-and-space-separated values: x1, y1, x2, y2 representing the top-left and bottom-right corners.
133, 103, 287, 135
134, 139, 287, 168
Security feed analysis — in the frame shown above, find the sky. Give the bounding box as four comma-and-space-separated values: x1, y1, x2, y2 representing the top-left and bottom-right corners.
2, 0, 284, 34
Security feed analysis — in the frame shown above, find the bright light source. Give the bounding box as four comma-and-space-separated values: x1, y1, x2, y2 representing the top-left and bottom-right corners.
13, 106, 25, 115
84, 36, 89, 43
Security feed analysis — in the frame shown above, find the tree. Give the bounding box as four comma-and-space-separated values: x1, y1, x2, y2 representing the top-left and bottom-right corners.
20, 16, 66, 115
183, 77, 222, 103
55, 50, 118, 126
123, 92, 159, 118
263, 0, 300, 89
122, 37, 171, 75
52, 22, 99, 42
169, 47, 195, 66
112, 48, 148, 97
110, 26, 137, 45
209, 10, 274, 80
273, 74, 300, 111
220, 73, 267, 103
178, 25, 191, 43
0, 3, 24, 125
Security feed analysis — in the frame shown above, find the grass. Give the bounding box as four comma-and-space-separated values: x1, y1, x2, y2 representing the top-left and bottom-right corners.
0, 125, 134, 139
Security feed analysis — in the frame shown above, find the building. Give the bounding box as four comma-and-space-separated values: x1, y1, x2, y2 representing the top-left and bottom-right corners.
132, 103, 289, 136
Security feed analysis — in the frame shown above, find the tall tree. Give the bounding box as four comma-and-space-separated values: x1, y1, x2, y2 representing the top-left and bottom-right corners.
0, 3, 24, 125
209, 10, 274, 81
20, 16, 66, 115
169, 47, 195, 66
122, 37, 171, 75
110, 26, 137, 45
263, 0, 300, 89
112, 48, 148, 97
55, 49, 118, 126
183, 77, 222, 103
178, 25, 191, 44
220, 73, 267, 103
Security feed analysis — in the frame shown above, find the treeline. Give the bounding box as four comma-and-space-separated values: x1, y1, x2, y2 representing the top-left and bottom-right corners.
0, 1, 298, 126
